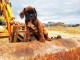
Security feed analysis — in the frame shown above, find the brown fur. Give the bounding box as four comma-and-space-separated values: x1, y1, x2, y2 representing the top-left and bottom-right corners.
19, 6, 51, 42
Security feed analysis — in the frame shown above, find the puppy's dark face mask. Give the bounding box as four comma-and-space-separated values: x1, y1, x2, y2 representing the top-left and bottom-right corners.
19, 7, 37, 22
24, 8, 37, 21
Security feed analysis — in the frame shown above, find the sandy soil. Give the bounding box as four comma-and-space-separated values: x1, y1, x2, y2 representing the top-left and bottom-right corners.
48, 30, 80, 39
0, 28, 80, 60
48, 30, 80, 47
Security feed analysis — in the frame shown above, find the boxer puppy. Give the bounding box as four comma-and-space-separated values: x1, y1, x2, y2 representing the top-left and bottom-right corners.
19, 6, 51, 42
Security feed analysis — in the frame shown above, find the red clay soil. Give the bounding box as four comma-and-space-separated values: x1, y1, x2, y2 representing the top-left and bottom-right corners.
0, 40, 80, 60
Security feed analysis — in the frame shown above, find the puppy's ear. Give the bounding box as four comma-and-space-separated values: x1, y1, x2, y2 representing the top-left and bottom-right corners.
33, 8, 37, 17
19, 8, 25, 19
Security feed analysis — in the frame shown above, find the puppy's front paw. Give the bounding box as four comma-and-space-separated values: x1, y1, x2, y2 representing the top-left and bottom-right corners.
38, 39, 45, 43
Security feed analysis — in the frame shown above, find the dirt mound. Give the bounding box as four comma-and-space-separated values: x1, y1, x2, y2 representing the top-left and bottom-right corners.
0, 40, 80, 60
34, 47, 80, 60
55, 39, 80, 48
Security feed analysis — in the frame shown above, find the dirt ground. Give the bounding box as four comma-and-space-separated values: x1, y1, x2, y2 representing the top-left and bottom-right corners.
48, 30, 80, 48
0, 27, 80, 60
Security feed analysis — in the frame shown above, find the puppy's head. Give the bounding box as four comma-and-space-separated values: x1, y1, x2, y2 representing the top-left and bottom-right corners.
19, 6, 37, 19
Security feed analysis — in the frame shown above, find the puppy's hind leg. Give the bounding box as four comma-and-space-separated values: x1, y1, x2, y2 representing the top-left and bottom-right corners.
37, 20, 45, 42
43, 28, 52, 41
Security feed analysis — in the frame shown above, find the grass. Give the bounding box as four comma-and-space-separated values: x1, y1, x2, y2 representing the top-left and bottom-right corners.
47, 26, 80, 35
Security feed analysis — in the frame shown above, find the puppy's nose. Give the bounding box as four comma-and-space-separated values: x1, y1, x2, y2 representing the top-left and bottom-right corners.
30, 14, 33, 16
